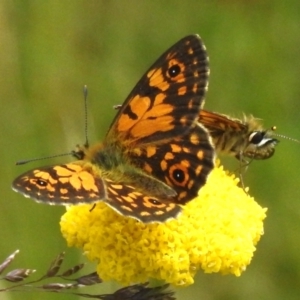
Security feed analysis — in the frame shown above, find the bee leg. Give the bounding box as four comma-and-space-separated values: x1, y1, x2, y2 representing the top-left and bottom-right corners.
234, 153, 254, 193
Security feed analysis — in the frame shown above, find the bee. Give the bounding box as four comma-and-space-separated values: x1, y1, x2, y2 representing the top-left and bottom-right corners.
114, 105, 298, 162
199, 109, 298, 162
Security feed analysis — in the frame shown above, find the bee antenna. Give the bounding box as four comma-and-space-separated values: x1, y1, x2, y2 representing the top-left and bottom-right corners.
270, 126, 300, 143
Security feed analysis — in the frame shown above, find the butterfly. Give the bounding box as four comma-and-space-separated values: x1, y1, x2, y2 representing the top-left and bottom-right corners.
12, 35, 215, 223
198, 109, 279, 161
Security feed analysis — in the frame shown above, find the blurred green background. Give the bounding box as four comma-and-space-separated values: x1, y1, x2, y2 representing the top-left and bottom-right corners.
1, 1, 300, 299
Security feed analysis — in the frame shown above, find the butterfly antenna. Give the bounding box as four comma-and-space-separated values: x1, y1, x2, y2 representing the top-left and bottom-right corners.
83, 85, 89, 148
16, 87, 90, 166
16, 152, 73, 165
270, 126, 300, 143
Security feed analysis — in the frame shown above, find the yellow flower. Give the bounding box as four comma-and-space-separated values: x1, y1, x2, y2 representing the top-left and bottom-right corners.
60, 164, 267, 287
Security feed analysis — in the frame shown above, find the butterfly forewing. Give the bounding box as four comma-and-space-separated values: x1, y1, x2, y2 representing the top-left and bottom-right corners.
12, 162, 105, 204
107, 35, 209, 145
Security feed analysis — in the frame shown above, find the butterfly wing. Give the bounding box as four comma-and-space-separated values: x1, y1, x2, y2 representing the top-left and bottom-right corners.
106, 34, 209, 145
12, 161, 181, 223
104, 35, 214, 206
104, 179, 181, 223
130, 124, 214, 205
12, 162, 105, 204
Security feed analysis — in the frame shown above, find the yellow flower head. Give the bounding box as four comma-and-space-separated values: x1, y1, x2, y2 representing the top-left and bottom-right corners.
60, 164, 267, 287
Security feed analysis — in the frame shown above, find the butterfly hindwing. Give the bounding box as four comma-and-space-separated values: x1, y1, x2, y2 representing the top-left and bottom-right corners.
130, 124, 214, 205
104, 179, 182, 223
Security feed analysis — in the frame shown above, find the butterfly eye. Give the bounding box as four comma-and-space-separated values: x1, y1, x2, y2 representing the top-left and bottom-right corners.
168, 64, 181, 78
249, 131, 264, 145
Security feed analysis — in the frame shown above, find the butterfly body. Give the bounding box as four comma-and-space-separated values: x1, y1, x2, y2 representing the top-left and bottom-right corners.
199, 110, 279, 160
13, 35, 214, 223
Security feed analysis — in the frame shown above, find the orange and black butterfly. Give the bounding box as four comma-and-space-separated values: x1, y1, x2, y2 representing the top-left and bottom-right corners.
12, 35, 215, 223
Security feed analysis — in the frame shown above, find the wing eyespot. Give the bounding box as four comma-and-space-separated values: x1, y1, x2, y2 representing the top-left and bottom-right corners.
36, 179, 47, 186
172, 168, 185, 183
168, 64, 181, 78
149, 198, 162, 205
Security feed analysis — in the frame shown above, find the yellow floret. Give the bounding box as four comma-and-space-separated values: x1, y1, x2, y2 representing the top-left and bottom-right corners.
60, 165, 267, 286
